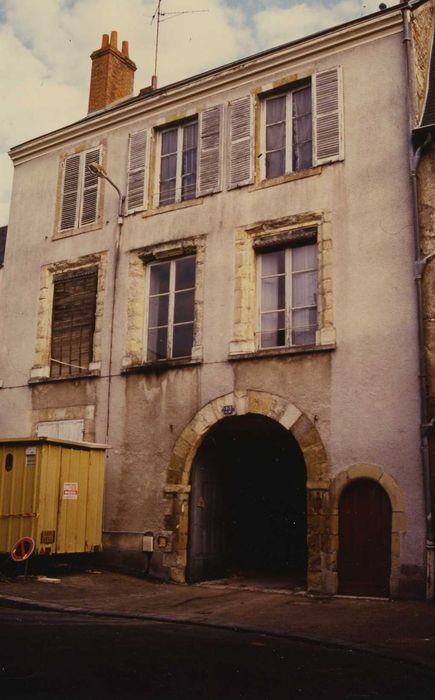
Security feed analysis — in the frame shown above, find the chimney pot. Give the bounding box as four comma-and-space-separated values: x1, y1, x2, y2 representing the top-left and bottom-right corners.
88, 31, 136, 113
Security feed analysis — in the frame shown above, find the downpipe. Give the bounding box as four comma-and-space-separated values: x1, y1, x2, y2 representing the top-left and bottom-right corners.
403, 5, 435, 600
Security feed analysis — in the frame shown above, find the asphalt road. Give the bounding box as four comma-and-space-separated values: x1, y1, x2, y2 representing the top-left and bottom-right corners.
0, 608, 434, 700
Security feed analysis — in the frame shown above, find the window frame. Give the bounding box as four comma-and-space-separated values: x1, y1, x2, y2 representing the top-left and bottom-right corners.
49, 266, 99, 378
156, 119, 199, 207
145, 254, 197, 362
260, 81, 313, 181
256, 241, 318, 350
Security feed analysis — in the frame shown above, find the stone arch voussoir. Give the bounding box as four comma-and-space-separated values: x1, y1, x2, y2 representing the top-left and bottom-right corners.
164, 390, 330, 590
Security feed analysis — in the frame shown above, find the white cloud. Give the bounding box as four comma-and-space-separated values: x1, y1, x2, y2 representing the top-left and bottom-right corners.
0, 0, 379, 225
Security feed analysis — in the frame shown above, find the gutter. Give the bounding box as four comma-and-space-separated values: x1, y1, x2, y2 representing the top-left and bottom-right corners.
402, 2, 435, 600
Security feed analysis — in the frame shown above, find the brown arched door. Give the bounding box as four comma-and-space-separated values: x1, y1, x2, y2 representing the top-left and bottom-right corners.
338, 479, 392, 597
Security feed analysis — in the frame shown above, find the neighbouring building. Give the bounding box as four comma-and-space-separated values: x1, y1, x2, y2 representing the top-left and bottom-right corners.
1, 4, 435, 599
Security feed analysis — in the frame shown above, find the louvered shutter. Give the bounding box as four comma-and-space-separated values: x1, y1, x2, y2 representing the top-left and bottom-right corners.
198, 105, 223, 196
60, 154, 80, 230
50, 267, 98, 378
228, 96, 253, 189
313, 67, 344, 165
80, 148, 101, 226
127, 130, 147, 211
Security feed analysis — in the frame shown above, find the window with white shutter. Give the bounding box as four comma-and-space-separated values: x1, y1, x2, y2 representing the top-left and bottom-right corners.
228, 96, 253, 189
127, 130, 148, 211
260, 67, 343, 180
59, 147, 102, 232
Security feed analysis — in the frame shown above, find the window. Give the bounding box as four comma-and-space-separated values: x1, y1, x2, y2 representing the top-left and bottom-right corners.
260, 67, 343, 180
159, 121, 198, 206
147, 256, 196, 361
258, 242, 317, 348
263, 84, 312, 179
37, 420, 84, 441
50, 267, 98, 377
59, 147, 101, 231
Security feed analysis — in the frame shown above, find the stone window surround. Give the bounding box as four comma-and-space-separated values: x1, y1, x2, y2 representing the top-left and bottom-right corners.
122, 235, 206, 370
29, 252, 108, 382
52, 140, 107, 241
229, 211, 335, 357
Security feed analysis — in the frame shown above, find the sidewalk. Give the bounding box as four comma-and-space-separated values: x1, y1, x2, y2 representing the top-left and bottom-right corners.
1, 569, 435, 668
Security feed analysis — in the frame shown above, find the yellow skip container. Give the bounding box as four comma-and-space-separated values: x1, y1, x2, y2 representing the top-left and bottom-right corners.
0, 437, 107, 556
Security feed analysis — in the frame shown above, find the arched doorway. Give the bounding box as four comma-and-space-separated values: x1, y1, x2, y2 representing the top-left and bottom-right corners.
338, 478, 392, 597
187, 414, 307, 586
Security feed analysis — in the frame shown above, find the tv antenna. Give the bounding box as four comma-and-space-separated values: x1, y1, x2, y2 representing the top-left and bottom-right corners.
150, 1, 209, 88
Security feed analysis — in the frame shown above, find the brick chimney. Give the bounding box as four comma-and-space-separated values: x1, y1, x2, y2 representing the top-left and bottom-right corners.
88, 31, 137, 113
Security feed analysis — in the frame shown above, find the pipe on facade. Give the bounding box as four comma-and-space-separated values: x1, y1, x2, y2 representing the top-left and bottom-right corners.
402, 4, 435, 599
88, 163, 125, 446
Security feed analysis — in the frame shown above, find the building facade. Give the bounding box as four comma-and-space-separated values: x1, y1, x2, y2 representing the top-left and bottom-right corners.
1, 4, 434, 598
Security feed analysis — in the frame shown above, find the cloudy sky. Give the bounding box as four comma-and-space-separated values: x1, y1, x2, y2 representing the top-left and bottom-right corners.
0, 0, 381, 225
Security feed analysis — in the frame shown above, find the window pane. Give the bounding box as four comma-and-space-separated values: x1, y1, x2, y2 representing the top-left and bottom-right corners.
150, 262, 170, 295
147, 326, 168, 361
148, 294, 169, 328
293, 86, 311, 118
293, 87, 312, 171
261, 275, 285, 312
174, 289, 195, 323
266, 95, 286, 124
261, 311, 285, 348
161, 128, 178, 156
182, 123, 197, 201
292, 270, 317, 307
261, 311, 286, 348
161, 153, 177, 181
261, 250, 285, 276
292, 244, 317, 272
292, 308, 317, 345
293, 139, 312, 171
175, 257, 196, 290
172, 323, 194, 358
266, 123, 285, 151
183, 122, 198, 151
159, 180, 176, 206
266, 150, 285, 178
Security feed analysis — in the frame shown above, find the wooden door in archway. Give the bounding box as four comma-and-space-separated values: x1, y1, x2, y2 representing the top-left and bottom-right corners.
338, 479, 392, 597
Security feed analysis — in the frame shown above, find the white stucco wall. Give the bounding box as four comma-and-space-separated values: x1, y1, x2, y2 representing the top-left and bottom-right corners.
0, 10, 426, 592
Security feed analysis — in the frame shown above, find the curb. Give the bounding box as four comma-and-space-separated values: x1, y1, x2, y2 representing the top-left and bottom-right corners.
1, 593, 435, 672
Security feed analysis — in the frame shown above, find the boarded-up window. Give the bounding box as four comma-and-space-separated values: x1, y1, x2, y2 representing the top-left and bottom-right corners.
50, 267, 98, 377
59, 147, 101, 231
37, 420, 84, 441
